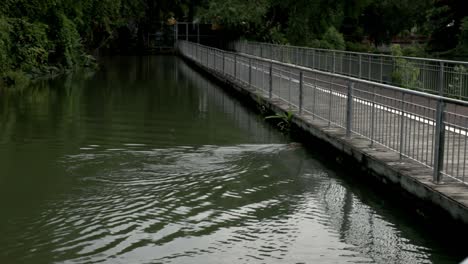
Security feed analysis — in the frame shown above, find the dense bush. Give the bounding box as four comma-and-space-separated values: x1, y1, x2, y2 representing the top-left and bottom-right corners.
321, 27, 345, 50
391, 44, 421, 90
345, 41, 376, 53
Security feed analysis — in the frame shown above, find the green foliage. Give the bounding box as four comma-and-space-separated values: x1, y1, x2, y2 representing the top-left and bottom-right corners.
453, 17, 468, 56
0, 17, 12, 75
2, 70, 30, 88
9, 18, 51, 74
426, 0, 466, 53
55, 13, 84, 68
197, 0, 270, 29
401, 45, 427, 57
391, 44, 421, 90
448, 65, 467, 96
321, 26, 345, 50
345, 41, 376, 52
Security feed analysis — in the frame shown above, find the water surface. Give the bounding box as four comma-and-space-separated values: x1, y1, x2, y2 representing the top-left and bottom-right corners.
0, 56, 464, 263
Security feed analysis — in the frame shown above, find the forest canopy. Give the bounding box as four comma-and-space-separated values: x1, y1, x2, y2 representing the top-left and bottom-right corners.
0, 0, 467, 86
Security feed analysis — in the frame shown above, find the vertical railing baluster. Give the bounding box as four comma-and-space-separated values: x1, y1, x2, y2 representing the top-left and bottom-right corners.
358, 54, 362, 79
249, 58, 252, 88
328, 77, 333, 126
299, 71, 304, 114
380, 57, 384, 83
399, 93, 406, 159
222, 52, 225, 74
234, 54, 237, 80
439, 61, 445, 96
433, 99, 446, 183
346, 82, 354, 137
269, 63, 273, 99
370, 86, 376, 146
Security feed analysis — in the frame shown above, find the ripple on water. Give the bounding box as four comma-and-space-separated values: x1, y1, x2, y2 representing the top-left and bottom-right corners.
0, 143, 438, 263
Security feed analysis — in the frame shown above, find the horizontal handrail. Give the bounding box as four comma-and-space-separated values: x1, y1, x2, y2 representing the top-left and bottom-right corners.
240, 40, 468, 65
232, 40, 468, 100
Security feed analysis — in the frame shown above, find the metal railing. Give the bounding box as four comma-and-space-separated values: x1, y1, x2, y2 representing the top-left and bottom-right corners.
232, 41, 468, 100
178, 40, 468, 185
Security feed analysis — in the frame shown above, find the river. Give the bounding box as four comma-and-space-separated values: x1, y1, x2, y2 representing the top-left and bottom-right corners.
0, 56, 464, 263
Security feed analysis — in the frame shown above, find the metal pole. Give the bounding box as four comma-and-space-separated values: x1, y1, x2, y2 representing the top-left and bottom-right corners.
333, 51, 336, 73
281, 46, 284, 62
197, 23, 200, 44
370, 86, 376, 146
296, 48, 299, 66
222, 52, 225, 74
312, 72, 317, 118
185, 23, 188, 41
174, 24, 178, 48
346, 82, 354, 137
433, 99, 446, 183
269, 63, 273, 99
380, 57, 384, 82
299, 71, 304, 114
312, 50, 315, 69
399, 93, 406, 159
328, 77, 333, 126
358, 54, 362, 78
439, 61, 444, 96
248, 58, 252, 88
234, 54, 237, 80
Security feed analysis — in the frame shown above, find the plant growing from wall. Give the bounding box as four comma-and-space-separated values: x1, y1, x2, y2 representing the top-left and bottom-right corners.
265, 111, 293, 132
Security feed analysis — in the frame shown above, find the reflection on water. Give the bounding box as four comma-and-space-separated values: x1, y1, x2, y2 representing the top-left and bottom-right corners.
0, 56, 463, 263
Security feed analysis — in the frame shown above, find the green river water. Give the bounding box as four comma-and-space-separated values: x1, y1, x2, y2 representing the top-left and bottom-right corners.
0, 56, 465, 263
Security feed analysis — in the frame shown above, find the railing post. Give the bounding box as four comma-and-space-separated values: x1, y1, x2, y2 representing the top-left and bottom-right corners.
312, 50, 315, 69
281, 46, 284, 62
222, 52, 225, 74
248, 58, 252, 88
296, 48, 299, 66
312, 72, 318, 119
433, 99, 446, 183
439, 61, 444, 96
328, 77, 333, 127
234, 54, 237, 80
399, 93, 406, 159
358, 54, 362, 78
333, 51, 336, 73
370, 86, 376, 146
380, 57, 384, 83
214, 50, 217, 69
269, 63, 273, 99
299, 71, 304, 114
174, 24, 178, 48
346, 82, 354, 137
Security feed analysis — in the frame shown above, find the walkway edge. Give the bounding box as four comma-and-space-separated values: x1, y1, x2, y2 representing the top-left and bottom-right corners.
179, 53, 468, 225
